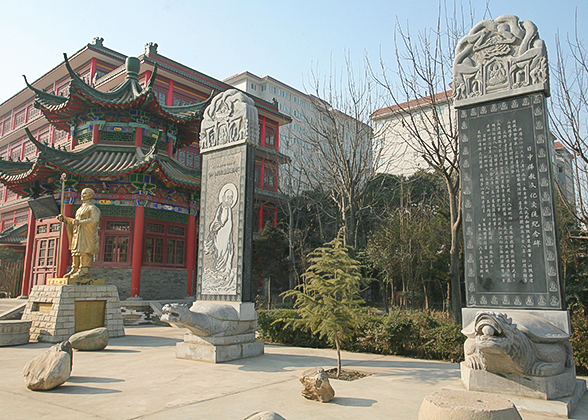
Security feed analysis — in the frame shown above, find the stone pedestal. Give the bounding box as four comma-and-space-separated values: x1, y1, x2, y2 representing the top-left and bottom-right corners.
176, 331, 263, 363
461, 363, 580, 400
47, 277, 105, 286
418, 389, 522, 420
0, 320, 31, 346
22, 284, 124, 343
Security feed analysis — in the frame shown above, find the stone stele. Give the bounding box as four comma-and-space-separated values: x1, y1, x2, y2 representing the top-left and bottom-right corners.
23, 341, 72, 391
418, 389, 522, 420
299, 367, 335, 403
68, 326, 109, 351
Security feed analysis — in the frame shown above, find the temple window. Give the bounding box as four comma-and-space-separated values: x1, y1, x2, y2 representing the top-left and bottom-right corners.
101, 220, 132, 264
265, 127, 276, 149
144, 221, 186, 267
154, 91, 167, 106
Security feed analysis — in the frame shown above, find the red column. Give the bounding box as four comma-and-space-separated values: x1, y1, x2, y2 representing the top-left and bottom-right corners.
131, 206, 145, 298
275, 123, 279, 151
167, 80, 174, 106
144, 70, 152, 86
166, 134, 173, 156
134, 127, 143, 147
274, 207, 278, 227
185, 213, 196, 296
20, 210, 36, 297
71, 131, 77, 150
57, 204, 73, 277
260, 117, 266, 147
259, 203, 264, 232
91, 125, 100, 144
89, 57, 97, 86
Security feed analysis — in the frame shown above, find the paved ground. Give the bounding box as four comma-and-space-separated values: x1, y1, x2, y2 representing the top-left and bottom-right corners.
1, 325, 588, 420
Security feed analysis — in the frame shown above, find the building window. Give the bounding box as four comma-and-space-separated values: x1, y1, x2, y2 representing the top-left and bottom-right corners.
102, 220, 131, 264
144, 221, 186, 266
154, 91, 167, 106
251, 83, 257, 91
13, 109, 26, 128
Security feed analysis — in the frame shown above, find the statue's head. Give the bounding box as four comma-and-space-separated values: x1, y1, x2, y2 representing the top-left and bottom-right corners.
81, 188, 95, 202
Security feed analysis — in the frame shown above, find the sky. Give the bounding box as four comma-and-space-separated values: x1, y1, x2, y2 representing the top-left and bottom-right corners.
0, 0, 586, 103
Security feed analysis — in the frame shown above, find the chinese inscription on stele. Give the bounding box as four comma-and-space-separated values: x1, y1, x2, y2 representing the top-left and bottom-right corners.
459, 92, 562, 309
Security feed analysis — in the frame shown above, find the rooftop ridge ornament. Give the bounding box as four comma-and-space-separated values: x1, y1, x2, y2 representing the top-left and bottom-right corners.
453, 14, 549, 107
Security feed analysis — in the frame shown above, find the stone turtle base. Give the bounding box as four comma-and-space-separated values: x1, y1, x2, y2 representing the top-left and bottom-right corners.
175, 331, 264, 363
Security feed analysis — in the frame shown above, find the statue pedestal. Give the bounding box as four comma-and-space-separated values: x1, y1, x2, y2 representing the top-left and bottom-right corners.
47, 277, 105, 286
176, 331, 263, 363
22, 284, 124, 343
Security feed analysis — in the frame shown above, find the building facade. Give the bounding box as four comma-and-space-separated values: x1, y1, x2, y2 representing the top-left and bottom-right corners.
224, 71, 373, 194
0, 38, 289, 300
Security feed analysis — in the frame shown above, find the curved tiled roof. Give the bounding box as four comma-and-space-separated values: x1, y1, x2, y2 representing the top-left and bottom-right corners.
0, 128, 200, 196
24, 54, 212, 148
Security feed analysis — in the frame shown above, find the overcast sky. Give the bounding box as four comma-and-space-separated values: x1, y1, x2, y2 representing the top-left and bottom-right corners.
0, 0, 586, 102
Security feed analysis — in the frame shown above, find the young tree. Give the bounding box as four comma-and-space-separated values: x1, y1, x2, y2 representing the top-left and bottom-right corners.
253, 222, 289, 308
280, 231, 365, 378
551, 26, 588, 234
369, 5, 479, 321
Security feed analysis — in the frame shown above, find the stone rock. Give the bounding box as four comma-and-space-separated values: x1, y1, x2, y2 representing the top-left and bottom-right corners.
69, 327, 109, 351
23, 342, 72, 391
243, 411, 287, 420
418, 389, 522, 420
299, 367, 335, 402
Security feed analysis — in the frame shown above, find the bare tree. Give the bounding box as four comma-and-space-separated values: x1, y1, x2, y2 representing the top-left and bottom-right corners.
299, 55, 385, 249
551, 23, 588, 235
369, 5, 477, 321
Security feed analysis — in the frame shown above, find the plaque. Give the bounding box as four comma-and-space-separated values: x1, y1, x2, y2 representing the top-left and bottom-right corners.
28, 195, 60, 221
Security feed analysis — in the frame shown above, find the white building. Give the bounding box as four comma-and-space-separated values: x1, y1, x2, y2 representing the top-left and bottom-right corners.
224, 72, 373, 195
370, 91, 454, 177
223, 72, 317, 193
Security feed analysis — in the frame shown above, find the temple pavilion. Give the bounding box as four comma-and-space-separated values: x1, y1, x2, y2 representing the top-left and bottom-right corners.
0, 40, 289, 300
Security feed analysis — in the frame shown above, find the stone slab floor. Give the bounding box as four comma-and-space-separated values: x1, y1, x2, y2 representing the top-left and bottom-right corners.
1, 325, 587, 420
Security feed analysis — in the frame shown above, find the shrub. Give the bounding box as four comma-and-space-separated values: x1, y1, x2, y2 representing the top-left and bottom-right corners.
571, 312, 588, 376
258, 309, 465, 363
257, 309, 328, 348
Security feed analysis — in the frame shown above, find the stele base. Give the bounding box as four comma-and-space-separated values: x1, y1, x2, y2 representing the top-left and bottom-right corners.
176, 331, 264, 363
461, 309, 586, 418
22, 284, 125, 343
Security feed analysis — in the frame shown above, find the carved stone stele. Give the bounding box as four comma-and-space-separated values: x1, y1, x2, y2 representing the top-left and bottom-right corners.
199, 89, 259, 153
453, 15, 549, 106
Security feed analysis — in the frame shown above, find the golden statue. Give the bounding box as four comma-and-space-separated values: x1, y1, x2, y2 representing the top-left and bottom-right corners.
57, 188, 101, 278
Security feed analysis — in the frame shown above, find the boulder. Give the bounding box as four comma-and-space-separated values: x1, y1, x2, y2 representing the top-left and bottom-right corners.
69, 327, 109, 351
23, 341, 72, 391
299, 367, 335, 402
243, 411, 287, 420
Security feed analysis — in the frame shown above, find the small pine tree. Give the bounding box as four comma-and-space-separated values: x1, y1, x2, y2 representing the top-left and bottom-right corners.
280, 230, 365, 377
